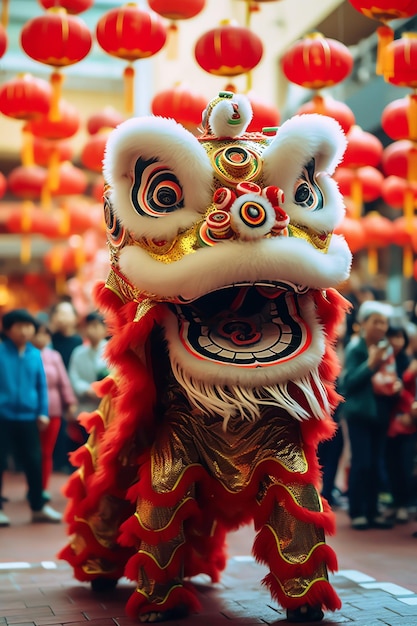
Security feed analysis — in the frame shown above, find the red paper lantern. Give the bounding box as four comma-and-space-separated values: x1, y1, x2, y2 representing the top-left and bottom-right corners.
53, 162, 88, 196
25, 99, 80, 140
195, 21, 263, 77
0, 74, 52, 120
296, 95, 355, 135
334, 166, 384, 203
382, 140, 417, 180
20, 8, 92, 119
91, 176, 105, 203
334, 216, 366, 253
381, 94, 417, 141
361, 211, 393, 246
151, 84, 207, 130
0, 171, 7, 199
80, 131, 111, 173
148, 0, 206, 58
347, 2, 417, 75
390, 216, 417, 247
8, 165, 48, 200
246, 92, 280, 132
33, 137, 74, 166
148, 0, 206, 19
6, 206, 61, 238
382, 175, 417, 208
385, 33, 417, 88
96, 4, 167, 114
86, 107, 125, 135
281, 33, 353, 89
44, 237, 95, 275
0, 22, 7, 58
341, 125, 383, 168
56, 201, 96, 235
347, 1, 417, 21
39, 0, 93, 13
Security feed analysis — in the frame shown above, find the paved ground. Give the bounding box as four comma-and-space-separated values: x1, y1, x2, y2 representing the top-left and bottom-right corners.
1, 472, 417, 625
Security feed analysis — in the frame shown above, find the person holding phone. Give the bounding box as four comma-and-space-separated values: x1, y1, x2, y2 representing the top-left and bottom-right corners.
341, 300, 402, 530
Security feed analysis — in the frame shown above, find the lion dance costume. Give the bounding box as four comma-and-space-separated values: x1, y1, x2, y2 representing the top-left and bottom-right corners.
59, 92, 352, 623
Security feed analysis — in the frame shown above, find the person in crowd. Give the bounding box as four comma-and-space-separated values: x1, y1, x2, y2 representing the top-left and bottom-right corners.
67, 311, 109, 447
0, 308, 62, 527
384, 320, 417, 525
318, 316, 347, 509
32, 319, 78, 499
50, 300, 83, 369
49, 300, 83, 472
341, 300, 402, 531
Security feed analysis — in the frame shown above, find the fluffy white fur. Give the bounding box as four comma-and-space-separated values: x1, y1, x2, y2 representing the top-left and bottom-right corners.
103, 116, 214, 240
162, 293, 325, 389
203, 93, 253, 137
119, 232, 352, 302
263, 114, 347, 233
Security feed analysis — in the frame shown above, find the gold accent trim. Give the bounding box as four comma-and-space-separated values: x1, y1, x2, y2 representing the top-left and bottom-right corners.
134, 497, 194, 532
288, 223, 331, 253
135, 583, 183, 604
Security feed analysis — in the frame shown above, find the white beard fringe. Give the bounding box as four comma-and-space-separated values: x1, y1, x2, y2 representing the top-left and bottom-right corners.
171, 359, 330, 432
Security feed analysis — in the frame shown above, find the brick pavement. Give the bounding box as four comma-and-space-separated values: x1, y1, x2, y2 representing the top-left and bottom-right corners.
1, 557, 417, 625
1, 472, 417, 625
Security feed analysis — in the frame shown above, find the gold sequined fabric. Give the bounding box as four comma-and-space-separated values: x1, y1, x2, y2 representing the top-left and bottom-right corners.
151, 384, 308, 495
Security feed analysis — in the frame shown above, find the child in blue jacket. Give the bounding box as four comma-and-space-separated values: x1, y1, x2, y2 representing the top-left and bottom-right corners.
0, 308, 62, 527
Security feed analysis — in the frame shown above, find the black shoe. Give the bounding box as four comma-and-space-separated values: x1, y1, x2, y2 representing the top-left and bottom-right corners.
286, 605, 324, 622
91, 578, 118, 592
370, 516, 394, 529
351, 516, 370, 530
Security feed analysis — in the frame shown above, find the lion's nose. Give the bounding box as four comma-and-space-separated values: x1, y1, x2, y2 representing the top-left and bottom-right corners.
230, 183, 286, 240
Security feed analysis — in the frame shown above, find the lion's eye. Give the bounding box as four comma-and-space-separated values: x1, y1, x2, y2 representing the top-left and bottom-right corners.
131, 158, 184, 218
294, 182, 311, 204
293, 159, 323, 211
104, 194, 127, 247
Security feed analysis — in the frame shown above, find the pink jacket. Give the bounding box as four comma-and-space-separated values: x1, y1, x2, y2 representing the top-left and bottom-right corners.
40, 346, 76, 417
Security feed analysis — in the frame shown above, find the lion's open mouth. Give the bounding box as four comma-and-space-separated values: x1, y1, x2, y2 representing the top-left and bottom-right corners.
170, 281, 313, 368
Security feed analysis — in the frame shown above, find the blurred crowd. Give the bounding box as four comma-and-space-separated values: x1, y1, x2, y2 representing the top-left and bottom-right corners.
320, 279, 417, 536
0, 299, 109, 527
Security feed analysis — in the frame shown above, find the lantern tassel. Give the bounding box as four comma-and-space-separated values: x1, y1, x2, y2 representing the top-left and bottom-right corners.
351, 175, 363, 220
20, 201, 32, 265
56, 274, 67, 295
21, 128, 34, 167
377, 25, 394, 78
49, 71, 64, 122
166, 23, 179, 60
41, 181, 52, 210
404, 187, 415, 234
47, 148, 60, 193
124, 64, 135, 116
403, 244, 414, 278
407, 147, 417, 183
408, 94, 417, 141
367, 247, 378, 275
1, 0, 9, 27
312, 93, 325, 115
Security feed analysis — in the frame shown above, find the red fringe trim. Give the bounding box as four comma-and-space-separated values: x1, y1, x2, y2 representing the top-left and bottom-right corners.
253, 525, 338, 581
254, 483, 336, 535
263, 574, 342, 611
124, 547, 184, 583
125, 583, 201, 619
118, 497, 201, 546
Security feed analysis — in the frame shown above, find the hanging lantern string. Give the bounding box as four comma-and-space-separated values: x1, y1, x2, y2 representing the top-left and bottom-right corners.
1, 0, 9, 27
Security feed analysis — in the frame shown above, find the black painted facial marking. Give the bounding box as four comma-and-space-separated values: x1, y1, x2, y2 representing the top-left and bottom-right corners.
294, 158, 323, 211
131, 157, 184, 218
